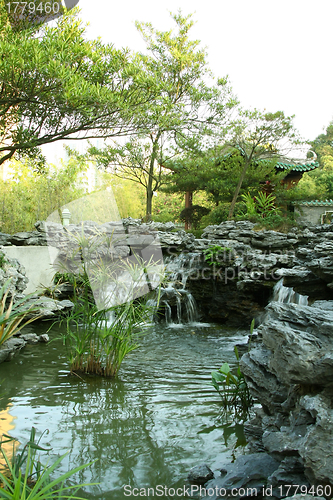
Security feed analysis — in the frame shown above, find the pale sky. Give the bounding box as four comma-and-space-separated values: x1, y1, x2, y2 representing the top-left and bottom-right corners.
44, 0, 333, 162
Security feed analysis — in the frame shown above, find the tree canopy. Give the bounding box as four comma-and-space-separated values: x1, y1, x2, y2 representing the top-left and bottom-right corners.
225, 109, 301, 218
87, 12, 237, 217
0, 4, 152, 166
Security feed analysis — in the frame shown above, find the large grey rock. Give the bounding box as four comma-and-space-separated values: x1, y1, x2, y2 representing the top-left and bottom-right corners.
298, 391, 333, 485
0, 337, 25, 362
187, 464, 214, 484
259, 302, 333, 386
27, 297, 74, 318
267, 457, 310, 499
20, 333, 39, 344
240, 347, 289, 414
307, 256, 333, 282
283, 496, 325, 500
203, 453, 279, 499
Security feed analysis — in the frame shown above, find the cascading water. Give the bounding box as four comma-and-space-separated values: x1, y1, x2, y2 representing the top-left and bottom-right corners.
273, 278, 308, 305
160, 252, 201, 325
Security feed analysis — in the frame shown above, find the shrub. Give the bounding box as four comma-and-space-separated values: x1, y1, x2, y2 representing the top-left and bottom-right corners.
179, 205, 210, 229
203, 245, 232, 267
208, 202, 243, 224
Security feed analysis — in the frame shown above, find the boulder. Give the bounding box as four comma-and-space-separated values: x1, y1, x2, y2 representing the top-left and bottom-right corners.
203, 453, 279, 499
187, 464, 214, 485
0, 337, 25, 362
259, 302, 333, 386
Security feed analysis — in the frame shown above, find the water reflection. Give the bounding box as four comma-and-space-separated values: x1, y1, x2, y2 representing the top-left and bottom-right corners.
0, 322, 248, 499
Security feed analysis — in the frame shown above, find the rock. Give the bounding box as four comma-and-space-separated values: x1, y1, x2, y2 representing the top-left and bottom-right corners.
283, 496, 325, 500
298, 391, 333, 485
20, 333, 39, 344
262, 428, 304, 457
187, 464, 214, 485
38, 334, 49, 343
307, 256, 333, 282
0, 337, 25, 363
204, 453, 279, 499
259, 302, 333, 386
241, 347, 289, 414
0, 233, 11, 245
27, 297, 74, 318
311, 299, 333, 310
267, 457, 310, 498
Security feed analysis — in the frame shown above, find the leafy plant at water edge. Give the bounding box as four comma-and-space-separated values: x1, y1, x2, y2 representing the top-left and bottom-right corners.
211, 346, 253, 411
0, 279, 42, 346
0, 427, 96, 499
203, 245, 232, 267
55, 228, 163, 377
61, 292, 157, 377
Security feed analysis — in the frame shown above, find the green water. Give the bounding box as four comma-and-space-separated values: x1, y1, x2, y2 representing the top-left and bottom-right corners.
0, 322, 247, 499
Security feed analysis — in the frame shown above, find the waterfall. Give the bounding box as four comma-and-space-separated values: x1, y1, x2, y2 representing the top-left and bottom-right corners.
160, 253, 201, 325
273, 278, 308, 306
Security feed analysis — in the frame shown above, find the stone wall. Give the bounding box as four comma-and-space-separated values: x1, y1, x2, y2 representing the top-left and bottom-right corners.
1, 218, 333, 325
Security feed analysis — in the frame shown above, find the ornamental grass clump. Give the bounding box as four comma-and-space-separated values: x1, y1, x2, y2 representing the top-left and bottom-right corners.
54, 225, 163, 377
0, 427, 96, 499
0, 279, 42, 346
211, 348, 252, 411
61, 292, 156, 377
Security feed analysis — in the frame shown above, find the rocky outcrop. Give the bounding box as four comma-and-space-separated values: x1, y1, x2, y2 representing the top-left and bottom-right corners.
0, 247, 74, 364
238, 300, 333, 490
2, 219, 333, 325
0, 333, 49, 363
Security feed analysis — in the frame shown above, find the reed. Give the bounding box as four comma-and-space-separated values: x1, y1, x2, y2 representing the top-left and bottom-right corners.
0, 279, 42, 346
0, 427, 96, 499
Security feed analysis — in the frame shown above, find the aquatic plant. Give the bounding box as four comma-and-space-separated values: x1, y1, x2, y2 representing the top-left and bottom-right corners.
0, 427, 96, 499
54, 227, 163, 377
61, 290, 157, 377
0, 279, 42, 346
211, 320, 255, 412
211, 346, 252, 411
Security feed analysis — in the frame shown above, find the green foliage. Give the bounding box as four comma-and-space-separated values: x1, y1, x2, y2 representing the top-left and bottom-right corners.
88, 12, 237, 216
0, 5, 151, 165
0, 253, 7, 269
0, 427, 95, 499
211, 346, 252, 412
253, 211, 296, 231
207, 202, 244, 224
0, 158, 86, 233
152, 192, 185, 223
54, 230, 162, 377
0, 279, 41, 346
179, 205, 210, 229
227, 109, 302, 219
240, 191, 279, 219
203, 245, 231, 267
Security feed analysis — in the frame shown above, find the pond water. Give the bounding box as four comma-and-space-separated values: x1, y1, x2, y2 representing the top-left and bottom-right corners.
0, 321, 248, 499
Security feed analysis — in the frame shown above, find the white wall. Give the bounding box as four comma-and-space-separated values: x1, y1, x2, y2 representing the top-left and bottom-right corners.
3, 246, 59, 294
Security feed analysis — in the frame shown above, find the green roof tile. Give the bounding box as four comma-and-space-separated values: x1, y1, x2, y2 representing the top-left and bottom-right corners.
275, 161, 319, 172
293, 199, 333, 206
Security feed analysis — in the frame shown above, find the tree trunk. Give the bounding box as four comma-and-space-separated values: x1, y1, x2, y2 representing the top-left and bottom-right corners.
185, 191, 193, 230
228, 160, 250, 220
146, 183, 153, 221
146, 138, 160, 220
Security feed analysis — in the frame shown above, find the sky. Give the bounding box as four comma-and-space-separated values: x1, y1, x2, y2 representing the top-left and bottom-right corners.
44, 0, 333, 162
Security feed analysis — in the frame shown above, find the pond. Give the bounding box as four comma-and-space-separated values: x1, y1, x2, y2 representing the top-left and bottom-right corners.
0, 321, 248, 499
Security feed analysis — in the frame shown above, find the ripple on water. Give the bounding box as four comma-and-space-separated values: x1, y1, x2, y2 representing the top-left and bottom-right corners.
0, 322, 248, 499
